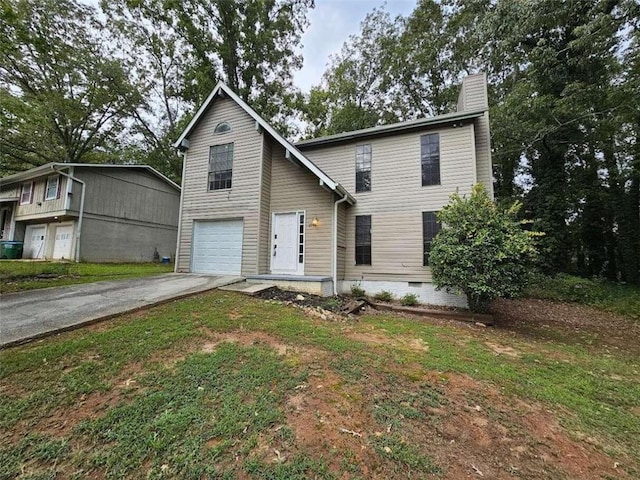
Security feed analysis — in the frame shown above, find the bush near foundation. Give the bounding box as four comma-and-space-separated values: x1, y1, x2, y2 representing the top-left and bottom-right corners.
429, 184, 540, 313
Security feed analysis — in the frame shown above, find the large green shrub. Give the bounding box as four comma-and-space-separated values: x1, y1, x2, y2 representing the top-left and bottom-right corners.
429, 184, 539, 313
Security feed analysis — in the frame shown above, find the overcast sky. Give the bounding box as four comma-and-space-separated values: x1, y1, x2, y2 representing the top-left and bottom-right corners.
293, 0, 417, 92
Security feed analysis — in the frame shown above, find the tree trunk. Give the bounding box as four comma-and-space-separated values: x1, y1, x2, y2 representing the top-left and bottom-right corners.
466, 292, 492, 314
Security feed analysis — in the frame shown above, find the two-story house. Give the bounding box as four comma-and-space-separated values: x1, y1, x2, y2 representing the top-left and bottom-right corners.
0, 164, 180, 262
174, 74, 492, 306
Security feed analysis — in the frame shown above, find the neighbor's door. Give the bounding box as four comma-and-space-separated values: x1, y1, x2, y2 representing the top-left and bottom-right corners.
24, 225, 46, 259
52, 225, 74, 259
271, 212, 299, 274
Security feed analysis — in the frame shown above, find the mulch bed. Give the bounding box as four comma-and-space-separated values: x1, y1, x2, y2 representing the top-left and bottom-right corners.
254, 287, 489, 323
255, 287, 349, 313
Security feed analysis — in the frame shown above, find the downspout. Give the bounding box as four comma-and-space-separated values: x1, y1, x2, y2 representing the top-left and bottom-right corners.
174, 149, 188, 272
53, 166, 85, 263
332, 192, 349, 296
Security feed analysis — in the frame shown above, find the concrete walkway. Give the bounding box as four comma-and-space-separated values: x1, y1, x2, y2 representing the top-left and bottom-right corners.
0, 274, 242, 348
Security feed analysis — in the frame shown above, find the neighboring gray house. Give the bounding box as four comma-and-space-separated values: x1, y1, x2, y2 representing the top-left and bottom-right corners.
173, 74, 492, 305
0, 163, 180, 262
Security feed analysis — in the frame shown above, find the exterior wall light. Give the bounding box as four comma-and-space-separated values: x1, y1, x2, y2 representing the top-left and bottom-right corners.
311, 217, 319, 227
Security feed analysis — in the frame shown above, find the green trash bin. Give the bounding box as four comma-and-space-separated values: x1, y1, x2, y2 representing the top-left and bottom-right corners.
0, 241, 24, 259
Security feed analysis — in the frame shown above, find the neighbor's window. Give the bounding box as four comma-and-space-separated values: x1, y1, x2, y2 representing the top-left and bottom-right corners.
208, 143, 234, 190
45, 175, 60, 200
422, 211, 441, 266
214, 122, 232, 134
355, 144, 371, 192
20, 182, 33, 205
355, 215, 372, 265
421, 133, 440, 186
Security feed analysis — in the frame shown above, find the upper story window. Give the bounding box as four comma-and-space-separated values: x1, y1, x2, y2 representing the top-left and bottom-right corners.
355, 215, 372, 265
421, 133, 440, 186
20, 182, 33, 205
214, 122, 232, 134
422, 211, 441, 266
45, 175, 60, 200
208, 143, 234, 190
355, 144, 371, 192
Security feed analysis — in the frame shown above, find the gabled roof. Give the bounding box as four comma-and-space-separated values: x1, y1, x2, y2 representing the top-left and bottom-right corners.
0, 163, 180, 191
174, 82, 355, 204
295, 110, 485, 149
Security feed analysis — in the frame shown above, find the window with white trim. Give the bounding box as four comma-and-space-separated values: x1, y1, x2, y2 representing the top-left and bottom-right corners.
20, 182, 33, 205
355, 144, 371, 192
214, 121, 232, 134
45, 175, 60, 200
208, 143, 234, 190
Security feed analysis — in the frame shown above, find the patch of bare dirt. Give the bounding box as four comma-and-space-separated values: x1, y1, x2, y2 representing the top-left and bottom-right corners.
281, 370, 383, 477
485, 341, 520, 357
198, 330, 327, 363
428, 373, 631, 479
491, 297, 640, 354
347, 331, 430, 353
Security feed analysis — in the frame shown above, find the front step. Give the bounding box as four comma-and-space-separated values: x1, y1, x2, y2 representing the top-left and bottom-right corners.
218, 280, 275, 295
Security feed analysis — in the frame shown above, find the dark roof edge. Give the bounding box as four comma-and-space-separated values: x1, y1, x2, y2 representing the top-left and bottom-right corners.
0, 163, 181, 191
296, 110, 485, 149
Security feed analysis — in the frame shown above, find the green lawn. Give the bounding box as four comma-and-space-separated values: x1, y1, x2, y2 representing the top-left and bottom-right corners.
1, 291, 638, 479
0, 261, 174, 293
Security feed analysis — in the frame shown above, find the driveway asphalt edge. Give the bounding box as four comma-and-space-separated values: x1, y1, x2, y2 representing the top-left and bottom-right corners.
0, 277, 242, 350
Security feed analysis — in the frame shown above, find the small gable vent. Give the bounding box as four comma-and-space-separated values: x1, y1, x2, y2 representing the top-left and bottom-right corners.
215, 122, 231, 134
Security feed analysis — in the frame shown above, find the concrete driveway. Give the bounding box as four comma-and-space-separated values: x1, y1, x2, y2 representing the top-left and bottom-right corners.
0, 274, 242, 348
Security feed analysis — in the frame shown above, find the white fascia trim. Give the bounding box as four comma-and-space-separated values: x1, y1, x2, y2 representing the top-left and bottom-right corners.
174, 82, 355, 204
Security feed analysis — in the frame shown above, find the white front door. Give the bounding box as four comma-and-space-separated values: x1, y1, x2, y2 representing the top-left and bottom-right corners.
271, 212, 301, 274
52, 225, 74, 259
24, 225, 47, 259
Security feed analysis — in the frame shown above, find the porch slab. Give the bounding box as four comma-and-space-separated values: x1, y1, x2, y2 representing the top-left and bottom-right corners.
246, 275, 333, 297
218, 281, 275, 295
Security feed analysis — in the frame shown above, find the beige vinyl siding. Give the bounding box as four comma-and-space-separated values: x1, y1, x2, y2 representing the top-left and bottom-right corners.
270, 145, 334, 276
12, 176, 68, 220
337, 202, 347, 280
456, 74, 493, 198
177, 96, 263, 273
302, 124, 476, 282
257, 136, 273, 274
457, 73, 488, 112
474, 113, 493, 197
346, 212, 434, 282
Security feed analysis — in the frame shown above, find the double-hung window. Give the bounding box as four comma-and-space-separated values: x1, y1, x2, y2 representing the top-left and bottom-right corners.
45, 175, 60, 200
422, 212, 441, 266
355, 144, 371, 192
208, 143, 234, 190
20, 182, 34, 205
421, 133, 440, 186
355, 215, 372, 265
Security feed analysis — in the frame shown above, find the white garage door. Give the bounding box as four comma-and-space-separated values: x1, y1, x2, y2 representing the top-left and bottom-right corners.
52, 225, 74, 259
24, 224, 47, 259
192, 220, 243, 275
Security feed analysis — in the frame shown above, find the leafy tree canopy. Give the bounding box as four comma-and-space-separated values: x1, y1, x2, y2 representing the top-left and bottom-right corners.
0, 0, 139, 173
